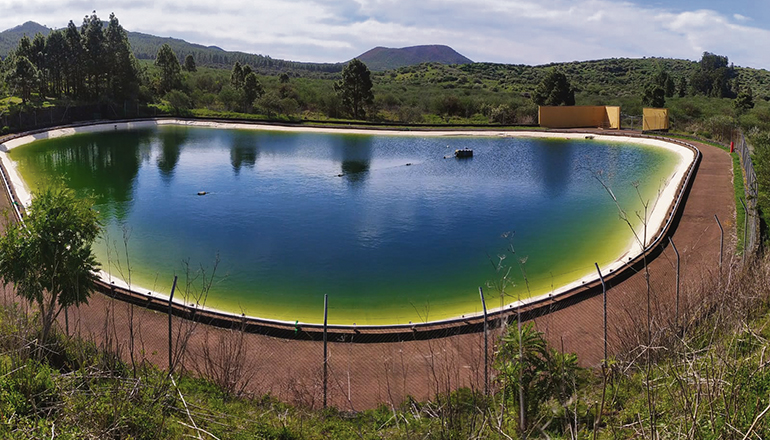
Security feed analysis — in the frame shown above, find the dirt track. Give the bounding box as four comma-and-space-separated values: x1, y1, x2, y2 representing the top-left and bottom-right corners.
0, 132, 734, 410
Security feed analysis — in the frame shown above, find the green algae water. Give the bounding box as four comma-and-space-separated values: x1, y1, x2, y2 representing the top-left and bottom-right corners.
8, 126, 681, 325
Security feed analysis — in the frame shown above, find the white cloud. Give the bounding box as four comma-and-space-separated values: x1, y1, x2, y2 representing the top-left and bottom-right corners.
1, 0, 770, 69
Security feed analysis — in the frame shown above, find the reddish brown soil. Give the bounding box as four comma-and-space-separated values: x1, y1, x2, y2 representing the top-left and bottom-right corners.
0, 133, 734, 410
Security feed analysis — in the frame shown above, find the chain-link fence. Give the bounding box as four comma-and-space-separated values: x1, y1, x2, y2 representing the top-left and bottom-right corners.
736, 132, 761, 256
32, 223, 727, 412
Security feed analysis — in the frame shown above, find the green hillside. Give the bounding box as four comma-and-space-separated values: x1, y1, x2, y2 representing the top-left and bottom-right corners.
376, 57, 770, 111
0, 21, 49, 58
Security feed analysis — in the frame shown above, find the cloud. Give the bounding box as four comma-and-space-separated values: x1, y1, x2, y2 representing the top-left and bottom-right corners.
734, 13, 751, 22
1, 0, 770, 69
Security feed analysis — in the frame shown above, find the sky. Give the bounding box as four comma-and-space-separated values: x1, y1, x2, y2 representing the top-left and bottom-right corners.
2, 0, 770, 70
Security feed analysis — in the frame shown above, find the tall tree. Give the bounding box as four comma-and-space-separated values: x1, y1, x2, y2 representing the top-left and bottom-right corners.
105, 13, 139, 101
183, 54, 197, 72
64, 20, 85, 98
652, 70, 675, 98
242, 72, 264, 111
30, 33, 47, 97
677, 77, 687, 98
45, 31, 67, 97
81, 12, 107, 99
8, 56, 38, 103
533, 68, 575, 106
0, 185, 100, 345
155, 43, 182, 95
334, 58, 374, 120
15, 35, 32, 60
231, 62, 244, 89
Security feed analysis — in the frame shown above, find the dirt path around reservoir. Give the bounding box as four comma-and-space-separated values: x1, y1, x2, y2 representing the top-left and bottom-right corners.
0, 132, 735, 410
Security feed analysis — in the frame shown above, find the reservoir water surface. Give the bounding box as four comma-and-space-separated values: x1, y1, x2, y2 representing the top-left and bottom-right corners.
8, 125, 681, 325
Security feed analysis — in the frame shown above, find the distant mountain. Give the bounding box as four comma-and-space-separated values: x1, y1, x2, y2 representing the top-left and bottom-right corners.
355, 45, 473, 71
0, 21, 50, 56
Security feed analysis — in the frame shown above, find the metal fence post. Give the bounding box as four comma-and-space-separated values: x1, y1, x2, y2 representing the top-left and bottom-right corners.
168, 275, 178, 373
323, 294, 328, 409
668, 237, 680, 327
595, 263, 607, 362
478, 287, 488, 396
715, 215, 723, 270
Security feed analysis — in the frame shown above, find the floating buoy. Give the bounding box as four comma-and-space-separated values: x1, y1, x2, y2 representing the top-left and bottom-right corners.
454, 148, 473, 158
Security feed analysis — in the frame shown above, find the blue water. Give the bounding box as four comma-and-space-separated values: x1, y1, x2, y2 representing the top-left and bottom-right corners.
10, 126, 680, 324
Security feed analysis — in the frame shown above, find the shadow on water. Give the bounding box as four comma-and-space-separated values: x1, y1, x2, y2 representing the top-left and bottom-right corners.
230, 132, 259, 175
156, 126, 188, 184
536, 139, 572, 198
335, 135, 373, 186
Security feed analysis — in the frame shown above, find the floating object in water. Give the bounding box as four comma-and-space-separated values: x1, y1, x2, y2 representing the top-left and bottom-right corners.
406, 163, 412, 166
337, 173, 344, 177
197, 191, 208, 196
454, 148, 473, 158
585, 135, 595, 140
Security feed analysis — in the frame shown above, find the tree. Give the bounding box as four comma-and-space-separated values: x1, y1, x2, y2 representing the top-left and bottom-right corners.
734, 87, 755, 115
165, 89, 191, 113
242, 72, 264, 111
533, 68, 575, 106
642, 83, 666, 108
45, 30, 67, 97
183, 54, 197, 72
334, 58, 374, 119
8, 56, 38, 103
155, 44, 181, 95
64, 20, 85, 98
81, 12, 107, 99
690, 52, 736, 98
258, 92, 282, 118
0, 185, 100, 345
677, 77, 687, 98
652, 70, 675, 98
105, 13, 140, 101
231, 62, 244, 90
218, 85, 239, 111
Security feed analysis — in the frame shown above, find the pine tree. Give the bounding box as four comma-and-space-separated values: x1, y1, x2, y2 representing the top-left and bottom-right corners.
155, 44, 182, 95
334, 58, 374, 119
106, 13, 139, 101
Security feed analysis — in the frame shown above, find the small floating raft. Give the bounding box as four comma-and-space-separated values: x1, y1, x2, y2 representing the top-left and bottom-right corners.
454, 148, 473, 158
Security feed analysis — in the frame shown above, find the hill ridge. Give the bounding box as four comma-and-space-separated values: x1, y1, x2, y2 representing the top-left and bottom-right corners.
356, 45, 473, 71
